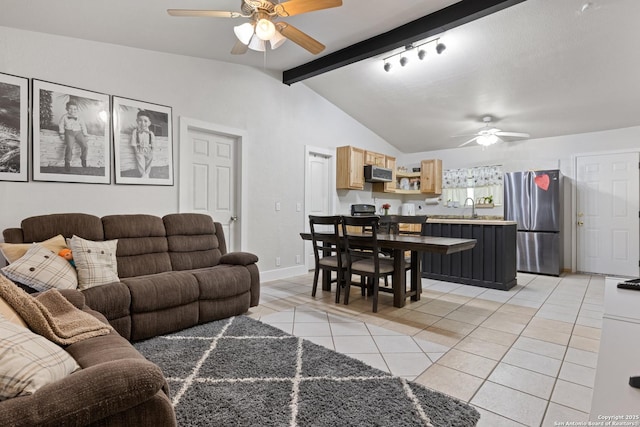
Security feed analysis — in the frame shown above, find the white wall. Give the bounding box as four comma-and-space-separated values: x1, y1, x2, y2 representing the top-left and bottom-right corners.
0, 26, 398, 275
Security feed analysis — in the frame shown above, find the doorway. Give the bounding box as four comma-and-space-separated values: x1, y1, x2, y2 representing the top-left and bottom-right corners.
575, 151, 639, 276
304, 146, 335, 270
179, 117, 247, 252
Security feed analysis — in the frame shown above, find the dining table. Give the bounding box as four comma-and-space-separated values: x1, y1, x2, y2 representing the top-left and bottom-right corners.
300, 231, 476, 308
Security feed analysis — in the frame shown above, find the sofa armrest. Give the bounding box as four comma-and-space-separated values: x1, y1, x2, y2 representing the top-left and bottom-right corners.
220, 251, 258, 266
0, 358, 167, 427
57, 288, 86, 310
2, 227, 24, 244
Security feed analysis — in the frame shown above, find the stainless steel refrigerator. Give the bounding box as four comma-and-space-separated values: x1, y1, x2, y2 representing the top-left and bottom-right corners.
504, 170, 562, 276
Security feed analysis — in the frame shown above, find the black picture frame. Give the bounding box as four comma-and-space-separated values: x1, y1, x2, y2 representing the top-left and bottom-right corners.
0, 72, 29, 182
112, 96, 173, 186
32, 79, 111, 184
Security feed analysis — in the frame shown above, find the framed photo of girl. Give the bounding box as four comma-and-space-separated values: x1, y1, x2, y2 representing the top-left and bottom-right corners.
0, 72, 29, 182
112, 96, 173, 186
32, 80, 111, 184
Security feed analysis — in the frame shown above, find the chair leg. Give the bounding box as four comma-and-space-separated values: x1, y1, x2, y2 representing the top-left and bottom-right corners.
312, 267, 320, 297
343, 271, 351, 305
372, 275, 379, 313
335, 271, 342, 304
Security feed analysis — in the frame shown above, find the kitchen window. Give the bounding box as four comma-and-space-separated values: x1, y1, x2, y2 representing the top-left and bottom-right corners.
442, 165, 503, 206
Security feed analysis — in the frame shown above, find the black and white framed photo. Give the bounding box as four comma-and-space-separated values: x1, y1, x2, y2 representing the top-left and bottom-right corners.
32, 80, 110, 184
0, 72, 29, 182
113, 96, 173, 185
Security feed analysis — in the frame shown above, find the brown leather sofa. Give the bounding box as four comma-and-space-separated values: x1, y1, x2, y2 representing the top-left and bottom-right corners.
1, 212, 260, 426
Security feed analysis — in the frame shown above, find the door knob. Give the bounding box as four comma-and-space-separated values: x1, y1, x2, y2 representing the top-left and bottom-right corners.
230, 216, 238, 222
577, 221, 584, 226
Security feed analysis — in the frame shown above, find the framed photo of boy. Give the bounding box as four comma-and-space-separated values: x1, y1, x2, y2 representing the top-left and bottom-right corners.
32, 80, 111, 184
112, 96, 173, 186
0, 72, 29, 182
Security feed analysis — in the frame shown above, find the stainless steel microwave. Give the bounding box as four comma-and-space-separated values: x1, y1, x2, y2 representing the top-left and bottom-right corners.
364, 165, 393, 183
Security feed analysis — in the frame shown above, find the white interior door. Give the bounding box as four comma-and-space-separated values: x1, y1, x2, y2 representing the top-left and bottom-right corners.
576, 152, 639, 276
304, 148, 333, 269
179, 121, 239, 252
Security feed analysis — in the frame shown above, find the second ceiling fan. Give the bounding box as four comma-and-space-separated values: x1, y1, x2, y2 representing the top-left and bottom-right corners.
457, 116, 530, 147
167, 0, 342, 55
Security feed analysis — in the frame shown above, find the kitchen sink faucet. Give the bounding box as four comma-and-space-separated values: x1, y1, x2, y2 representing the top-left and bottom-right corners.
465, 197, 478, 219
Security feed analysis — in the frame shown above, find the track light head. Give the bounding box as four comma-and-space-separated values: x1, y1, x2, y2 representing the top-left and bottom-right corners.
418, 49, 426, 60
436, 42, 446, 54
383, 62, 391, 72
399, 56, 408, 67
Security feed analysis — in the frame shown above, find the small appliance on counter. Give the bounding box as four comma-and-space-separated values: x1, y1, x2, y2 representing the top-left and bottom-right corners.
350, 204, 377, 216
401, 203, 415, 216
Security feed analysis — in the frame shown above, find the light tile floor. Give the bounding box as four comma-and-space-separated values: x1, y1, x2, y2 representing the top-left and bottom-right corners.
247, 272, 604, 427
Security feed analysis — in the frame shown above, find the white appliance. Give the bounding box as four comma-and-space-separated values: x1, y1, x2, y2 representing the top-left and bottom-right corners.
401, 203, 415, 216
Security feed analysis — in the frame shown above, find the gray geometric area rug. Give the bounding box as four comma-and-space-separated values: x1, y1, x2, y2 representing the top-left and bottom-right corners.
134, 316, 480, 427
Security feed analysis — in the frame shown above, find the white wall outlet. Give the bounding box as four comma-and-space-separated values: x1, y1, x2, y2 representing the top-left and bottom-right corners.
295, 255, 301, 264
275, 202, 281, 211
275, 257, 281, 266
296, 202, 302, 212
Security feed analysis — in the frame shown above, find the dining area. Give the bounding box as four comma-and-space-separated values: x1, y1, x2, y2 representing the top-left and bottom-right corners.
299, 213, 477, 312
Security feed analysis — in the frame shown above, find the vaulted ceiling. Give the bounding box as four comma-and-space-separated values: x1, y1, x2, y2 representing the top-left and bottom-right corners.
2, 0, 638, 153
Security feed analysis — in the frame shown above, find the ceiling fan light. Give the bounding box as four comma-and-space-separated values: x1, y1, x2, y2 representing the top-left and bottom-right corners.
269, 30, 287, 50
477, 134, 499, 146
234, 23, 254, 45
255, 18, 276, 41
436, 42, 446, 54
248, 35, 266, 52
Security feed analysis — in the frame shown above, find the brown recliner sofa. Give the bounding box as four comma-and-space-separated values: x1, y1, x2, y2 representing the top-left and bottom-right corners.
1, 212, 260, 426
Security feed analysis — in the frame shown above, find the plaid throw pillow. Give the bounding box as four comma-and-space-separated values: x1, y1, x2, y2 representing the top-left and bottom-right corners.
0, 316, 80, 401
0, 235, 68, 264
69, 236, 119, 290
1, 244, 78, 292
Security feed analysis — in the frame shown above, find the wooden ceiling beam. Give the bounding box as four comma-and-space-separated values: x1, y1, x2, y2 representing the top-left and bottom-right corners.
282, 0, 527, 85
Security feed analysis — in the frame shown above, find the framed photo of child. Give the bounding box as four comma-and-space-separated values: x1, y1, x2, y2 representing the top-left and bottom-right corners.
32, 80, 111, 184
112, 96, 173, 186
0, 72, 29, 182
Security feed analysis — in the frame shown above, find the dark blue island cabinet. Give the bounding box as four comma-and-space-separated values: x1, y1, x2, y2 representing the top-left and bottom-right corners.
422, 220, 518, 290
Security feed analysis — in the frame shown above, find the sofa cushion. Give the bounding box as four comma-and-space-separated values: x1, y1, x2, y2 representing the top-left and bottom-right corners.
102, 215, 172, 278
0, 317, 79, 401
69, 236, 118, 289
1, 244, 78, 292
122, 271, 200, 313
163, 213, 223, 270
192, 265, 252, 300
0, 234, 68, 264
20, 213, 104, 243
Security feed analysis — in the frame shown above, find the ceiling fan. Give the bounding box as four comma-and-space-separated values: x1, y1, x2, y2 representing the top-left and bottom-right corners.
457, 116, 530, 147
167, 0, 342, 55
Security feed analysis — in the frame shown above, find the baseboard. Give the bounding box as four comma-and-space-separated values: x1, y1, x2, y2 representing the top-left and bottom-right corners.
260, 265, 309, 283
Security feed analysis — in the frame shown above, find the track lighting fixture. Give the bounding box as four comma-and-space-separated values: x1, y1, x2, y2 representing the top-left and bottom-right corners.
381, 38, 446, 72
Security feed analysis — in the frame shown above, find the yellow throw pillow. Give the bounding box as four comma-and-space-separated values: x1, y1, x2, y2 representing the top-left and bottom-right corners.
0, 235, 68, 264
0, 296, 28, 328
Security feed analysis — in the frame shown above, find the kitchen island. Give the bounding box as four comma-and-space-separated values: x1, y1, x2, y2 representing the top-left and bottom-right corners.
422, 218, 517, 290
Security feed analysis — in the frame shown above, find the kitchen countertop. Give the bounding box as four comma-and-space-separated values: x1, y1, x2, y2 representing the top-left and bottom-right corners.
427, 218, 517, 226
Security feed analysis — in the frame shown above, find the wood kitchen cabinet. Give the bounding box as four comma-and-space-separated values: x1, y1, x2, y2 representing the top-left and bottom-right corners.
372, 156, 396, 193
364, 150, 386, 166
336, 145, 365, 190
420, 159, 442, 195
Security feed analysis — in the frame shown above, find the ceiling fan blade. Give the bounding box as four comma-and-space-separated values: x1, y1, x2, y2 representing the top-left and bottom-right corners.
274, 0, 342, 17
494, 131, 530, 138
231, 40, 249, 55
459, 137, 478, 147
275, 22, 325, 54
167, 9, 243, 18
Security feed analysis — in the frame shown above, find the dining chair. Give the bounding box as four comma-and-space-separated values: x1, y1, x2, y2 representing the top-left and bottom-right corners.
378, 215, 428, 289
342, 216, 394, 313
309, 215, 347, 303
